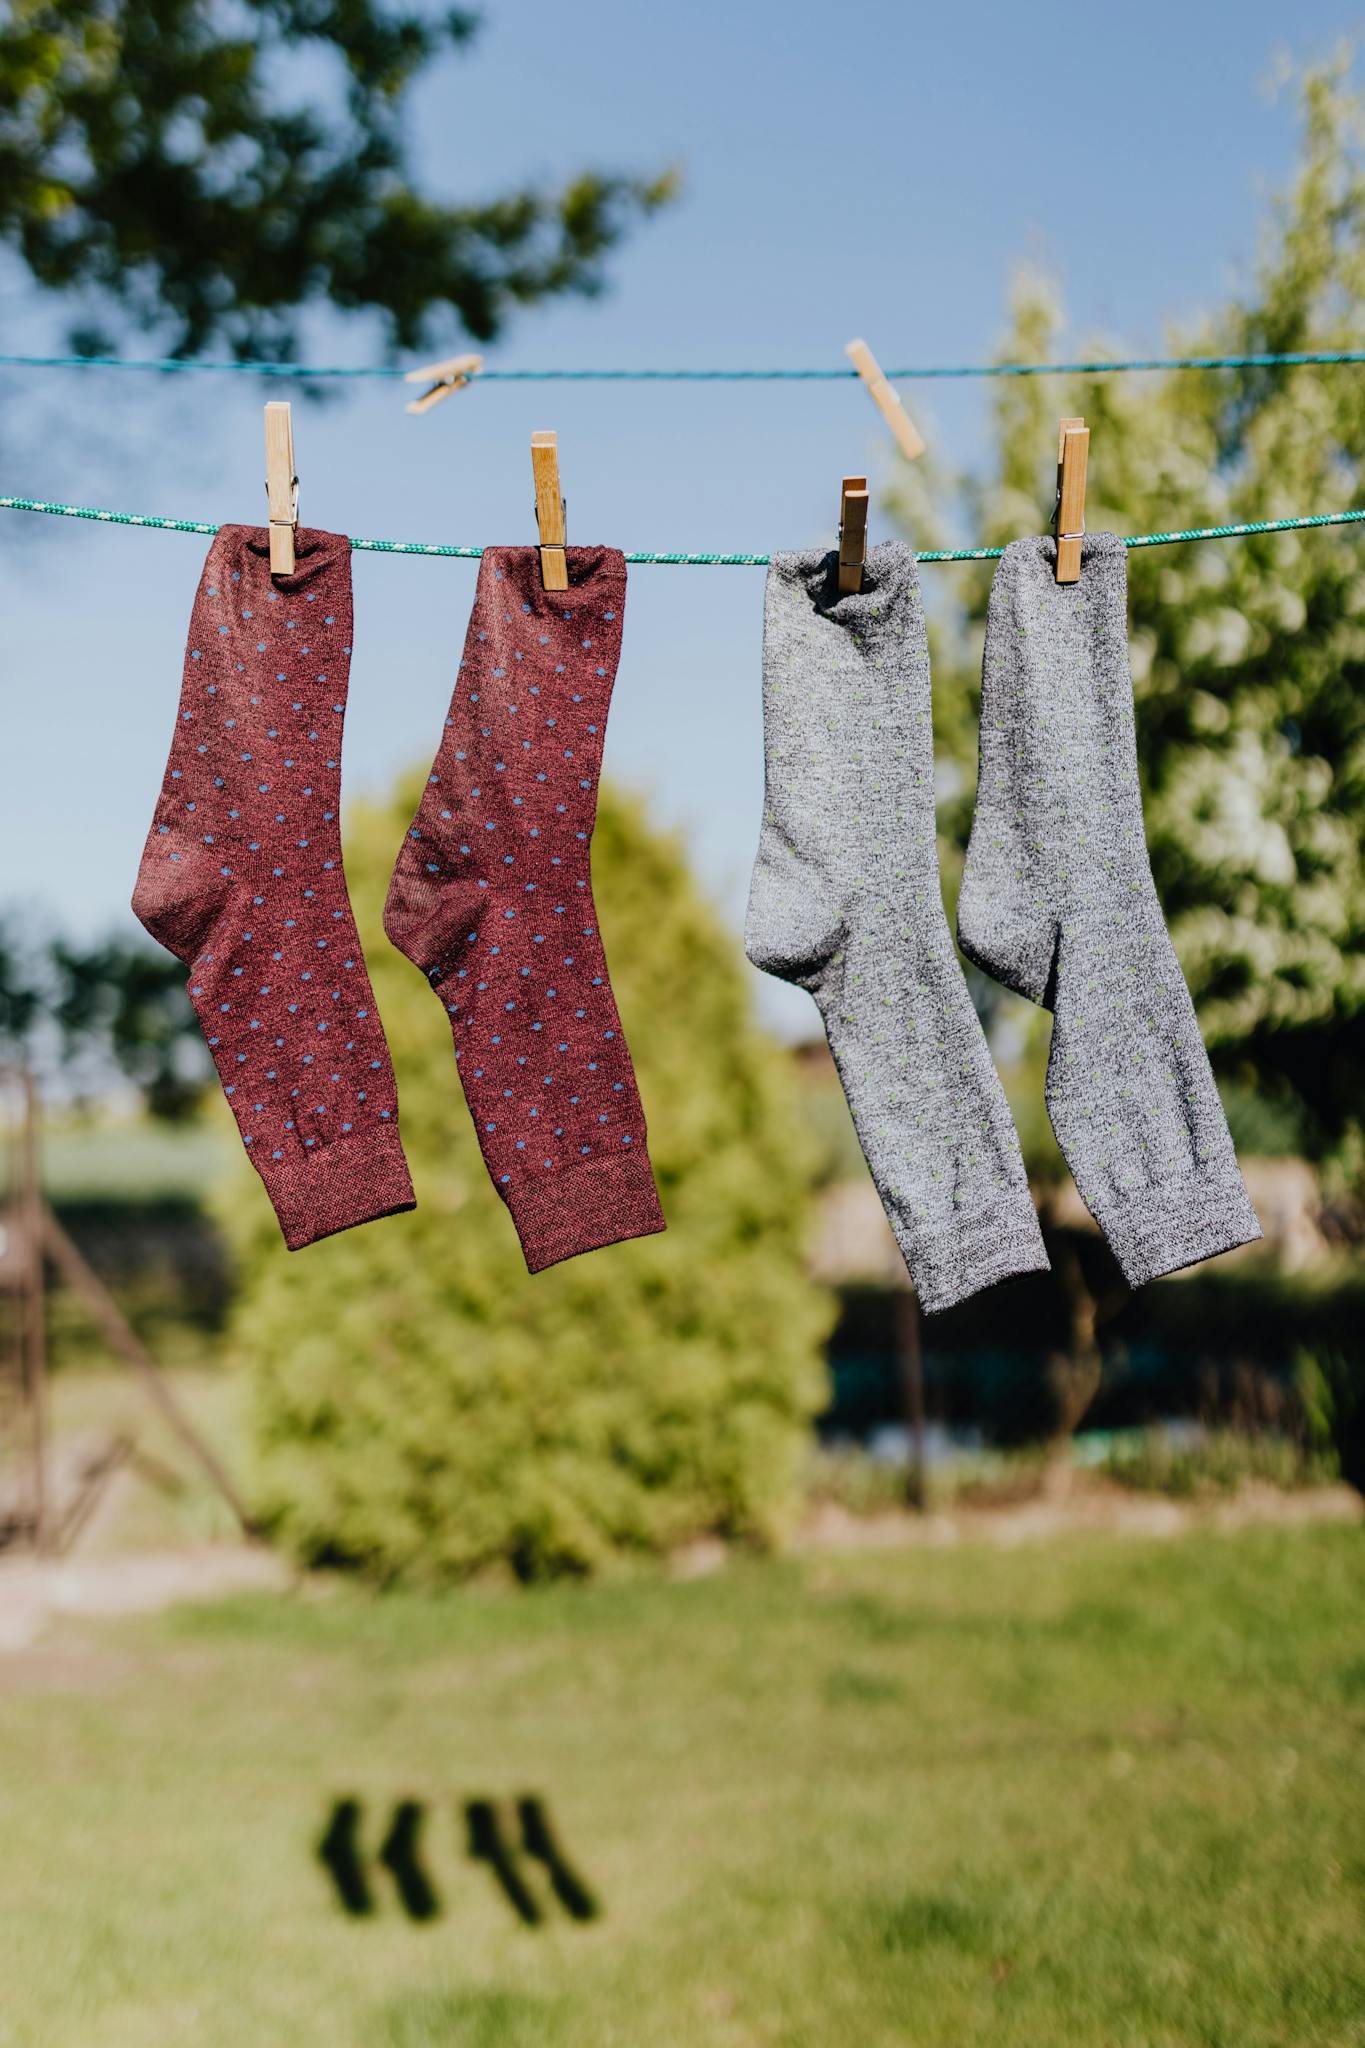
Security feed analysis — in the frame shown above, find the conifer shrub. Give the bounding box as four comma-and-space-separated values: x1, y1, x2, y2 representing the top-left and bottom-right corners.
223, 777, 833, 1580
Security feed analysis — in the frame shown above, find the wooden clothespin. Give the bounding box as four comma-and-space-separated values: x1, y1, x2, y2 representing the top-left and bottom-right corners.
1054, 416, 1090, 584
404, 351, 484, 416
263, 400, 297, 575
845, 338, 926, 462
531, 430, 568, 591
838, 475, 869, 593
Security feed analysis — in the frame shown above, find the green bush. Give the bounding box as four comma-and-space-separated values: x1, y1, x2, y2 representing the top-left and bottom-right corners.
1102, 1426, 1339, 1498
1295, 1345, 1365, 1494
222, 777, 834, 1581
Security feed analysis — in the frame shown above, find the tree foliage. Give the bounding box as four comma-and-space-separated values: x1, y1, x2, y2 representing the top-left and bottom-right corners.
0, 913, 208, 1113
227, 777, 833, 1581
0, 917, 45, 1055
900, 60, 1365, 1184
0, 0, 676, 357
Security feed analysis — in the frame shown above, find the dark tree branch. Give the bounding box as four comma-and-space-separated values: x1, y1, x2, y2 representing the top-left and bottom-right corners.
0, 0, 677, 357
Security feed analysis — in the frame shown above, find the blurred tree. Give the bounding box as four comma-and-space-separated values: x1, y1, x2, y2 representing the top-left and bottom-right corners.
884, 59, 1365, 1458
227, 777, 834, 1581
0, 915, 45, 1057
0, 911, 206, 1112
0, 0, 676, 358
896, 58, 1365, 1192
48, 932, 209, 1116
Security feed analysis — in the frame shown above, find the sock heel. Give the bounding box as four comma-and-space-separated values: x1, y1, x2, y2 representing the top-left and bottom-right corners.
382, 860, 487, 979
743, 847, 845, 987
131, 847, 233, 967
956, 864, 1057, 1007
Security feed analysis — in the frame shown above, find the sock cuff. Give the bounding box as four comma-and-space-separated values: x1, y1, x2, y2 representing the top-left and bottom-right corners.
256, 1126, 416, 1251
757, 538, 934, 829
502, 1150, 666, 1274
901, 1197, 1051, 1315
766, 539, 923, 641
982, 532, 1128, 704
479, 544, 626, 624
990, 528, 1126, 598
214, 521, 352, 559
1086, 1160, 1263, 1289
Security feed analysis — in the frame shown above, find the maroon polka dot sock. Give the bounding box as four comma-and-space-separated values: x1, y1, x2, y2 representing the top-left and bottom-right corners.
132, 525, 416, 1250
384, 546, 665, 1273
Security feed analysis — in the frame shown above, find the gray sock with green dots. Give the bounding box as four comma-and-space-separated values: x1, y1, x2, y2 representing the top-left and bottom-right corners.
745, 541, 1049, 1313
957, 532, 1261, 1287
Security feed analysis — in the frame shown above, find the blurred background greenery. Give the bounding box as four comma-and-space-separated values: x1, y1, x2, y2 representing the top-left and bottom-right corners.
6, 63, 1365, 1563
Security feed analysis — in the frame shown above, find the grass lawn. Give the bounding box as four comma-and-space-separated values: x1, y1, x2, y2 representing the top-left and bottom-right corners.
2, 1523, 1363, 2048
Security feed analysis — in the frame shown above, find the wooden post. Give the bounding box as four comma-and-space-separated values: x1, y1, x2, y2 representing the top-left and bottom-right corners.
20, 1071, 49, 1551
41, 1207, 258, 1538
1, 1071, 253, 1552
893, 1286, 927, 1512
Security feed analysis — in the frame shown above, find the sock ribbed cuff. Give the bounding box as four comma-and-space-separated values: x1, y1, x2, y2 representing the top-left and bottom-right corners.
1088, 1162, 1262, 1289
901, 1199, 1051, 1315
260, 1127, 416, 1251
503, 1151, 666, 1274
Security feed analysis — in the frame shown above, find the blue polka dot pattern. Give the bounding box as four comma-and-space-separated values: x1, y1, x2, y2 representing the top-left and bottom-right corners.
384, 546, 664, 1272
132, 526, 415, 1249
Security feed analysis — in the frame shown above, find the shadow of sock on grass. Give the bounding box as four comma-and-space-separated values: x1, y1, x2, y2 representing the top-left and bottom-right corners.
318, 1794, 602, 1928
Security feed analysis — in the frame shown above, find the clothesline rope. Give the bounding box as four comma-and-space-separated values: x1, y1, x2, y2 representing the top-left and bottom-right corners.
4, 495, 1365, 563
3, 350, 1365, 383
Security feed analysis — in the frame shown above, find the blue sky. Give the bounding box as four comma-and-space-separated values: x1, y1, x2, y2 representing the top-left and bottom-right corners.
2, 0, 1360, 1035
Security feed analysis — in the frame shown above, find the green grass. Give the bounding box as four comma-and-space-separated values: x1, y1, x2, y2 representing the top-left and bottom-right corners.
2, 1525, 1363, 2047
27, 1111, 233, 1203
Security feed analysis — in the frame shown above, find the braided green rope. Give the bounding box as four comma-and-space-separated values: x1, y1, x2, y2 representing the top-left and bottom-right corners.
0, 500, 222, 536
3, 349, 1365, 382
4, 495, 1365, 563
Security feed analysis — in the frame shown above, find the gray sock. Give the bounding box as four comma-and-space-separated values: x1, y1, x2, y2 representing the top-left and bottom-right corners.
958, 533, 1262, 1287
745, 542, 1049, 1313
